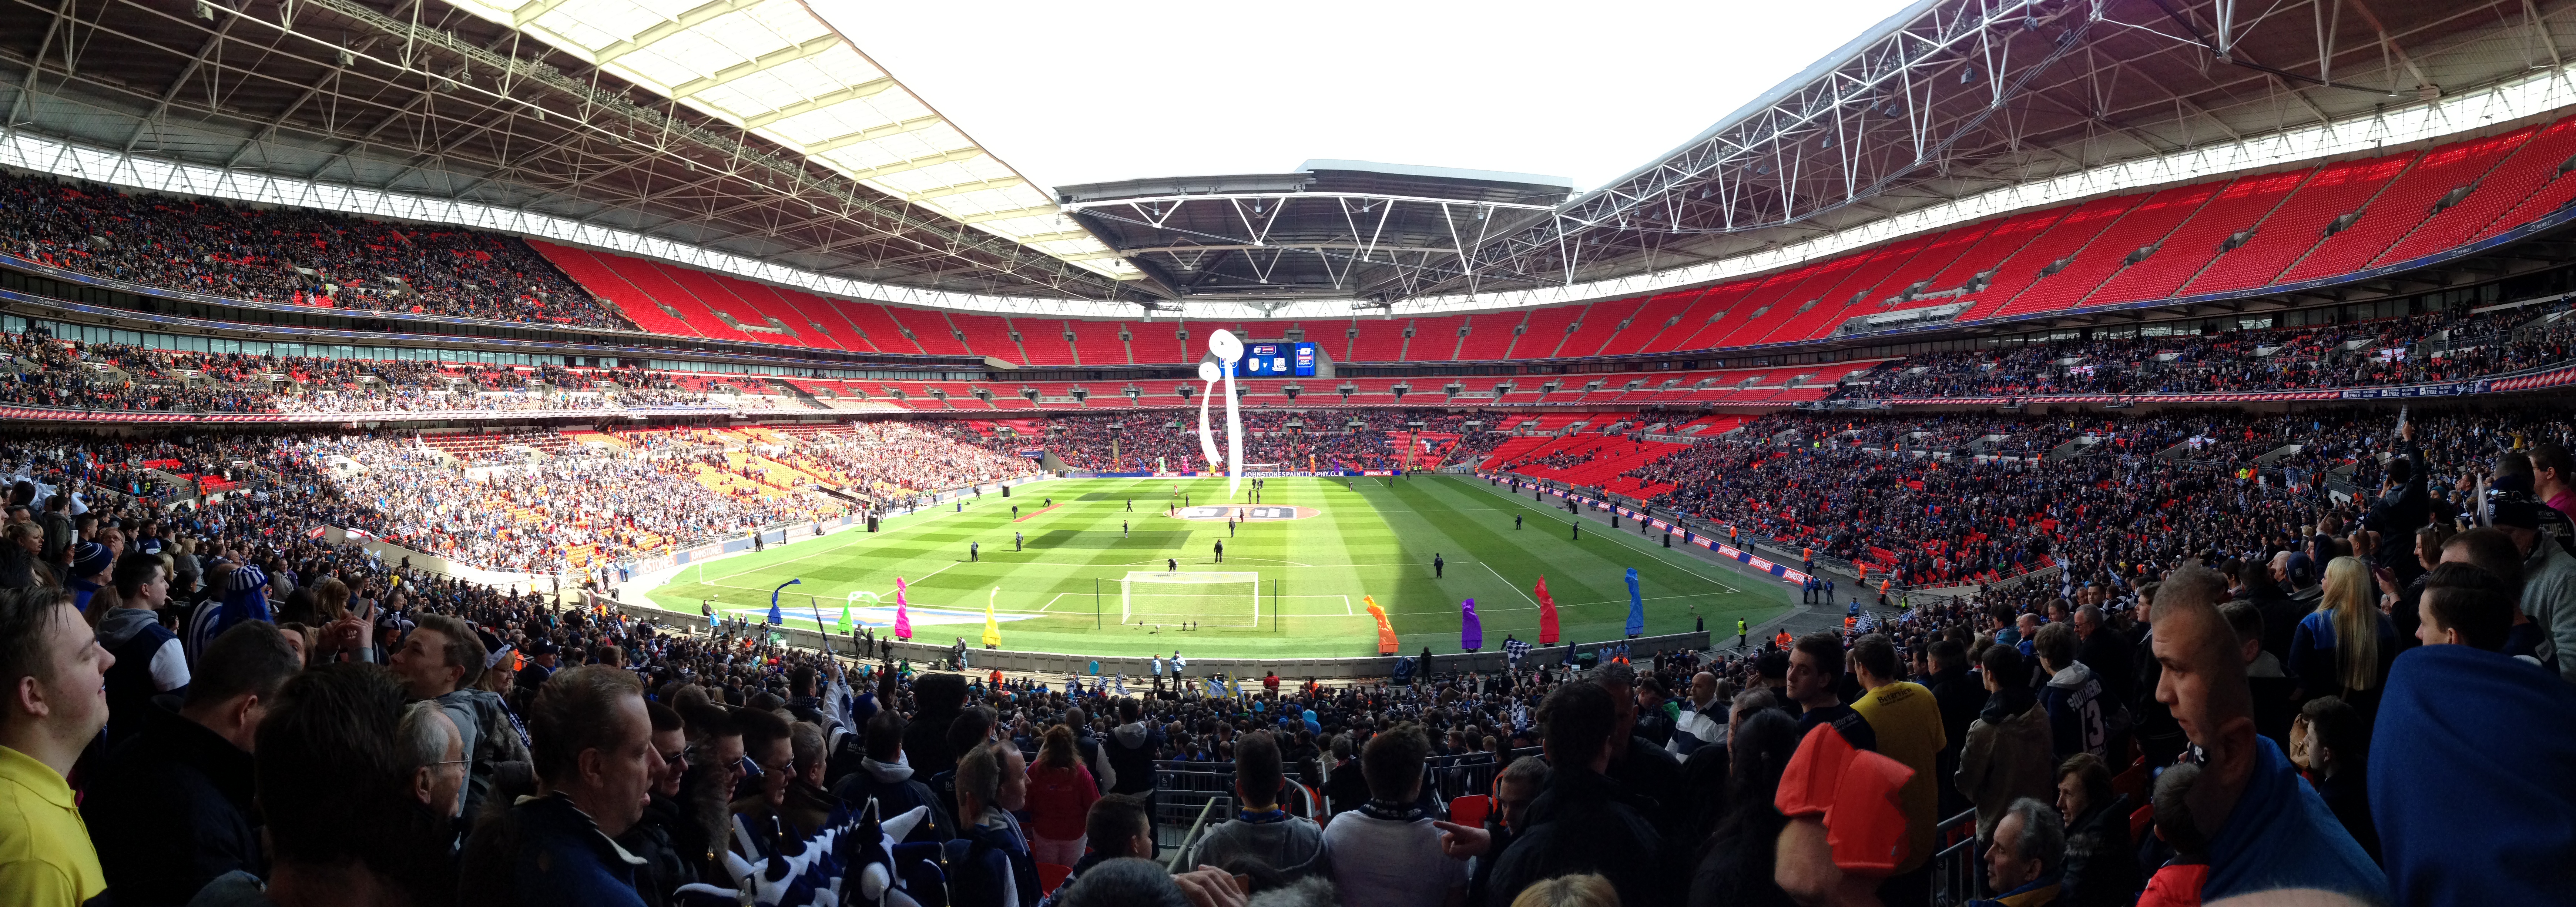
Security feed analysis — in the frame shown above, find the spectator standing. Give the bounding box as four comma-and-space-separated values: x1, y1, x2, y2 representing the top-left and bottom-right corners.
2291, 558, 2398, 715
458, 665, 665, 907
1844, 634, 1944, 898
616, 702, 695, 907
2033, 623, 2112, 761
1956, 641, 2056, 845
83, 620, 299, 906
2291, 697, 2378, 864
2051, 754, 2136, 907
946, 740, 1039, 907
1785, 632, 1868, 748
0, 587, 112, 906
2534, 442, 2576, 524
2362, 422, 2430, 582
1104, 697, 1163, 807
187, 663, 456, 907
96, 550, 186, 751
1591, 664, 1687, 836
64, 542, 111, 612
2489, 496, 2576, 683
1923, 639, 1985, 817
1320, 722, 1469, 907
2149, 566, 2385, 901
2130, 580, 2190, 770
905, 673, 972, 784
1184, 729, 1322, 875
384, 616, 484, 814
1482, 682, 1664, 907
1684, 707, 1800, 907
2070, 605, 2128, 706
1322, 733, 1368, 817
2370, 563, 2576, 907
1024, 724, 1101, 867
2136, 764, 2210, 907
724, 708, 802, 844
828, 710, 953, 843
398, 702, 466, 827
1035, 794, 1154, 907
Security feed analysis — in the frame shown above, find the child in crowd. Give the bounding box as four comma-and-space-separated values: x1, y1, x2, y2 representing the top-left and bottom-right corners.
2136, 763, 2208, 907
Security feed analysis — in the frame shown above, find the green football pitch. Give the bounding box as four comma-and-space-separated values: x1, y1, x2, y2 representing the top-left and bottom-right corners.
646, 475, 1789, 659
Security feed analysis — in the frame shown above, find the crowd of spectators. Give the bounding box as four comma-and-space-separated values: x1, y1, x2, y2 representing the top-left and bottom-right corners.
1567, 407, 2549, 598
989, 414, 1503, 473
0, 329, 754, 415
781, 421, 1039, 509
0, 393, 2566, 907
1864, 302, 2576, 398
0, 171, 630, 328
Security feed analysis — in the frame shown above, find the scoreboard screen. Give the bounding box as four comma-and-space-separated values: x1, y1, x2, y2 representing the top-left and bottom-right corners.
1234, 341, 1317, 377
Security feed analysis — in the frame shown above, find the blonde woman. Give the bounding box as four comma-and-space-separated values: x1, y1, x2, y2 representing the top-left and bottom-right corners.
2292, 557, 2398, 714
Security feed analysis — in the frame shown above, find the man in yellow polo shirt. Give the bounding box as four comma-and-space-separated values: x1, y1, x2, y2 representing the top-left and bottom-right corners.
1846, 632, 1946, 904
0, 588, 115, 905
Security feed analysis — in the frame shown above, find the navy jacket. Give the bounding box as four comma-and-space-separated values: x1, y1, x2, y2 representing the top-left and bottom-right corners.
80, 703, 257, 906
2369, 645, 2576, 907
459, 793, 648, 907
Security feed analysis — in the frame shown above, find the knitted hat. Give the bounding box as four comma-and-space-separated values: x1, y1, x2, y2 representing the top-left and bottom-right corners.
71, 542, 113, 578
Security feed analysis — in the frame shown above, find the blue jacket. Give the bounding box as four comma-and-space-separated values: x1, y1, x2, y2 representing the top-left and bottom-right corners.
2369, 645, 2576, 907
2201, 736, 2386, 902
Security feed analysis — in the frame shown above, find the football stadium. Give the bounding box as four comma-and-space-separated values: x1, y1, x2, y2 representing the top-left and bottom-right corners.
2, 0, 2573, 905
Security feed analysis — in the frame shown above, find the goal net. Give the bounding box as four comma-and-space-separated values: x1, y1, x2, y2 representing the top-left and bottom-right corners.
1121, 571, 1261, 626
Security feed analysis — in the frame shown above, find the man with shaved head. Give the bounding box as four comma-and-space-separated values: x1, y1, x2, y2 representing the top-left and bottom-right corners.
2151, 564, 2384, 901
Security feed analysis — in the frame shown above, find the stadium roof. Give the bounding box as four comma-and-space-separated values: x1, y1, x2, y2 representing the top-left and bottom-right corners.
0, 0, 1142, 304
0, 0, 2571, 320
433, 0, 1139, 283
1428, 0, 2576, 301
1057, 160, 1575, 306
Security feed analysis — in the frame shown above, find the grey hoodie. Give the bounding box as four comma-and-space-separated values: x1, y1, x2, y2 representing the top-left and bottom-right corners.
96, 605, 164, 649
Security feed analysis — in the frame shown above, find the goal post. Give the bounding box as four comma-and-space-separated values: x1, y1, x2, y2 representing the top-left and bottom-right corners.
1120, 570, 1261, 626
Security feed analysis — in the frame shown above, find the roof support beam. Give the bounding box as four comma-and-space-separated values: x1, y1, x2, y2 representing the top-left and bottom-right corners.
831, 147, 986, 182
124, 15, 238, 154
509, 0, 580, 26
957, 205, 1060, 224
905, 176, 1024, 202
801, 114, 944, 155
591, 0, 765, 66
667, 34, 840, 100
738, 76, 895, 128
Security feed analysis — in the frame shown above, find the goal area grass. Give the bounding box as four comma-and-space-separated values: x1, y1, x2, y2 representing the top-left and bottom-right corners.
646, 475, 1787, 659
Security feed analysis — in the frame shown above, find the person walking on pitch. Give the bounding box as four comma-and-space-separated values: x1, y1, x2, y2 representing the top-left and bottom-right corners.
1213, 540, 1224, 563
970, 541, 979, 561
1433, 554, 1444, 578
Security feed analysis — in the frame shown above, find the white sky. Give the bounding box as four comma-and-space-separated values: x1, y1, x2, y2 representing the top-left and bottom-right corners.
809, 0, 1924, 193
